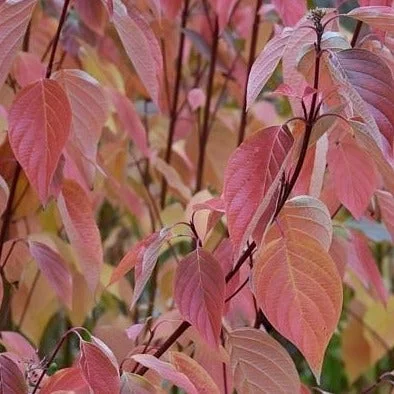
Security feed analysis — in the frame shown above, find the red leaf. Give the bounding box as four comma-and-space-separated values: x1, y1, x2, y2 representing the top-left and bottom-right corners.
347, 230, 388, 304
252, 236, 343, 379
40, 367, 90, 394
8, 80, 72, 205
112, 0, 163, 109
329, 49, 394, 149
108, 228, 170, 304
174, 249, 225, 347
12, 52, 45, 87
0, 332, 37, 363
327, 132, 379, 219
109, 89, 151, 158
79, 340, 120, 394
347, 6, 394, 33
53, 70, 109, 187
0, 0, 37, 90
28, 240, 73, 308
75, 0, 107, 35
223, 126, 293, 256
57, 180, 103, 293
228, 328, 300, 393
376, 190, 394, 242
131, 354, 198, 394
0, 353, 27, 394
247, 29, 292, 109
272, 0, 307, 26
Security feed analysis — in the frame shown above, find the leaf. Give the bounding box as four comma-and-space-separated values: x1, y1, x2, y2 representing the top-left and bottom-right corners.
247, 29, 292, 109
28, 240, 73, 308
347, 6, 394, 33
0, 0, 37, 90
8, 79, 72, 204
12, 52, 45, 87
108, 229, 170, 287
79, 340, 120, 394
112, 0, 163, 109
57, 179, 103, 293
40, 367, 90, 394
327, 133, 379, 219
74, 0, 107, 35
227, 328, 300, 393
376, 190, 394, 242
120, 372, 157, 394
265, 195, 332, 251
187, 88, 205, 111
328, 49, 394, 149
108, 89, 150, 158
0, 174, 9, 216
52, 69, 109, 187
223, 126, 294, 256
153, 157, 191, 202
252, 236, 343, 379
174, 248, 225, 347
169, 351, 220, 394
0, 353, 28, 393
0, 332, 38, 362
347, 230, 388, 304
131, 354, 198, 394
272, 0, 307, 26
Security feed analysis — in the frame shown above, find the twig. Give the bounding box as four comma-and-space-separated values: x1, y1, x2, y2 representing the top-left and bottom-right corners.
350, 21, 363, 48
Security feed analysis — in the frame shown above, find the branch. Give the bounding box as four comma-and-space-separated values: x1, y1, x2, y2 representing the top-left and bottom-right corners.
350, 20, 363, 48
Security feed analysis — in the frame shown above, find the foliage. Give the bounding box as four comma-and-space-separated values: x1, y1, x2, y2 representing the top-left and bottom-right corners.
0, 0, 394, 393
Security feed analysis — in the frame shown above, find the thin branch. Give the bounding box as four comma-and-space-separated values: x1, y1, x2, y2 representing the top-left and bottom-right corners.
237, 0, 262, 146
351, 21, 363, 48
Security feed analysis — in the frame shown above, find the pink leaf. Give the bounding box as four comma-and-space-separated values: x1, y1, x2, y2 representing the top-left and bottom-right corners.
108, 89, 151, 157
28, 240, 73, 308
376, 190, 394, 241
272, 0, 307, 26
131, 354, 198, 394
79, 340, 120, 394
327, 133, 379, 219
228, 328, 300, 393
112, 0, 163, 109
12, 52, 45, 87
52, 69, 109, 187
0, 174, 9, 216
170, 351, 221, 394
174, 248, 225, 347
347, 230, 388, 304
247, 29, 292, 109
120, 372, 157, 394
252, 236, 343, 380
8, 79, 72, 205
347, 6, 394, 33
108, 228, 170, 297
125, 323, 145, 341
223, 126, 294, 256
0, 0, 37, 90
329, 49, 394, 149
57, 179, 103, 293
0, 353, 27, 394
187, 88, 206, 111
0, 332, 38, 363
75, 0, 107, 35
40, 367, 90, 394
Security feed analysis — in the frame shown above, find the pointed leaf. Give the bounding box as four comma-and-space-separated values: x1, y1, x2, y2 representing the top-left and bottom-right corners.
327, 133, 379, 219
131, 354, 198, 394
228, 328, 300, 393
347, 6, 394, 33
112, 0, 163, 108
28, 240, 73, 308
329, 49, 394, 148
247, 29, 292, 109
8, 79, 72, 204
266, 195, 332, 251
272, 0, 307, 26
252, 236, 343, 379
57, 179, 103, 293
170, 351, 220, 394
12, 52, 45, 87
40, 367, 90, 394
52, 69, 109, 186
0, 332, 38, 362
0, 353, 27, 394
348, 230, 388, 304
0, 0, 37, 90
79, 340, 120, 394
174, 249, 225, 347
223, 126, 294, 256
75, 0, 107, 35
